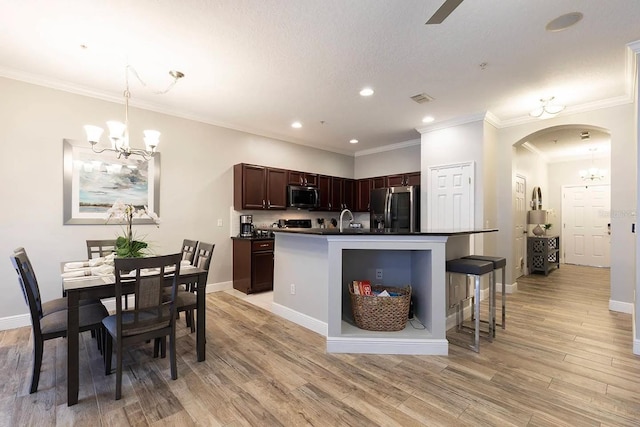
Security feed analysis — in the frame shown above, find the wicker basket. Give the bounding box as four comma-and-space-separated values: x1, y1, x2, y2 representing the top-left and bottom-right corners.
349, 284, 411, 331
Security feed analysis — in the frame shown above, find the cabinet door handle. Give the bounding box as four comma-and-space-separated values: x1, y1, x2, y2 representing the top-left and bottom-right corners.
262, 200, 266, 208
268, 199, 271, 208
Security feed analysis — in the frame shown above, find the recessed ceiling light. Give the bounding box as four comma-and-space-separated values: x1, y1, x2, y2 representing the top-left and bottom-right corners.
349, 139, 358, 144
291, 121, 302, 129
422, 116, 435, 123
359, 87, 374, 97
546, 12, 583, 32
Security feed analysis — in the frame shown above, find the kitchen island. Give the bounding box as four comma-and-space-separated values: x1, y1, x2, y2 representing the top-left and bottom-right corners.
270, 227, 497, 355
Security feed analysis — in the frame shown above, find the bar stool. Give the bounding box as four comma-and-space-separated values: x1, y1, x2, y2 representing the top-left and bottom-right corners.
446, 258, 495, 353
463, 255, 506, 336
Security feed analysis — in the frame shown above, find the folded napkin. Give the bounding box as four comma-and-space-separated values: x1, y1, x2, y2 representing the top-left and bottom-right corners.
61, 264, 114, 278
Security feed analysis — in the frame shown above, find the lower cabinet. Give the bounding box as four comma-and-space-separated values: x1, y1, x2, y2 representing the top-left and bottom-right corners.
232, 238, 274, 294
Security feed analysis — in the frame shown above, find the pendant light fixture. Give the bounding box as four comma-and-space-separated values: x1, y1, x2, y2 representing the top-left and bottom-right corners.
578, 132, 606, 181
529, 96, 565, 119
84, 65, 184, 160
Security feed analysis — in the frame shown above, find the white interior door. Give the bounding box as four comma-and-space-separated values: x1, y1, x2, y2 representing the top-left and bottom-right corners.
428, 162, 474, 229
514, 175, 526, 277
562, 184, 611, 267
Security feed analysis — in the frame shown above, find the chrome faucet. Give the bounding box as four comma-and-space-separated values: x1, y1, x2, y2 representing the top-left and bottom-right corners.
339, 208, 354, 232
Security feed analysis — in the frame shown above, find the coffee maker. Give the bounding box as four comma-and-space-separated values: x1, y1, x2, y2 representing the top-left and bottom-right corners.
240, 215, 253, 237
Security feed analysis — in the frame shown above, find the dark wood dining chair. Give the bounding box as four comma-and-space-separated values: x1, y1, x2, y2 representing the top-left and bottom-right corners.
176, 242, 214, 333
181, 239, 198, 264
86, 239, 117, 259
10, 249, 108, 394
102, 253, 182, 400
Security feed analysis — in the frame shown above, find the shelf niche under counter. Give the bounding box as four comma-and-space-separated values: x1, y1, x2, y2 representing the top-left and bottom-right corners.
340, 248, 436, 341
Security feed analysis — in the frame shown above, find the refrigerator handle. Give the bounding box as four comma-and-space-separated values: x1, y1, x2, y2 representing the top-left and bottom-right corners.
384, 190, 392, 227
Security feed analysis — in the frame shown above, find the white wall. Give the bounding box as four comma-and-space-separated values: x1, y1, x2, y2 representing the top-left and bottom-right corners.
354, 141, 421, 179
0, 77, 353, 321
419, 119, 485, 241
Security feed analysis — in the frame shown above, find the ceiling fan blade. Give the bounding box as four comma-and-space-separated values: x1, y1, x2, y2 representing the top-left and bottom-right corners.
425, 0, 464, 24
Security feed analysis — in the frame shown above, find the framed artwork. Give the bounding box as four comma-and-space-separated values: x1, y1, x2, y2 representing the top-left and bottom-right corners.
63, 139, 160, 225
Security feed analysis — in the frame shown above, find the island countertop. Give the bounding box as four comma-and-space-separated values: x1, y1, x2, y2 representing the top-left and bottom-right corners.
269, 227, 497, 236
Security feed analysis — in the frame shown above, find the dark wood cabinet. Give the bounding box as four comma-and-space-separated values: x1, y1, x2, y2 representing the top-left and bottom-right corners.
234, 163, 286, 210
328, 177, 356, 211
233, 239, 274, 294
266, 168, 287, 209
371, 176, 386, 189
386, 172, 421, 187
330, 177, 343, 211
356, 178, 372, 212
288, 170, 318, 186
317, 175, 331, 210
342, 179, 355, 210
235, 162, 420, 213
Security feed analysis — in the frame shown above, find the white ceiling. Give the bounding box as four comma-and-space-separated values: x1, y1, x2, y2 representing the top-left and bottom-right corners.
1, 1, 639, 155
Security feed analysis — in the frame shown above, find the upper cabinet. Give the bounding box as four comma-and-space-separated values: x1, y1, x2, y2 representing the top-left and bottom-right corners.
385, 172, 421, 187
356, 179, 372, 212
235, 162, 420, 213
234, 163, 287, 210
317, 175, 331, 210
328, 177, 355, 211
288, 170, 318, 186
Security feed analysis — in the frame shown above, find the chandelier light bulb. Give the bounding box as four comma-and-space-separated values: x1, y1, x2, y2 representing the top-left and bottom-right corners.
84, 125, 104, 144
143, 130, 161, 151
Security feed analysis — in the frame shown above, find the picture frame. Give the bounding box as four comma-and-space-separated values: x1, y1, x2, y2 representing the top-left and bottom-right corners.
63, 139, 160, 225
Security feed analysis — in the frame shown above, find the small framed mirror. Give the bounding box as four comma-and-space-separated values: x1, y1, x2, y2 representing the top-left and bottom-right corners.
531, 186, 542, 210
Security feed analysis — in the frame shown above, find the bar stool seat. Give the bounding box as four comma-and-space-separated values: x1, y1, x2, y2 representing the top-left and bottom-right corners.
463, 255, 506, 334
446, 258, 495, 353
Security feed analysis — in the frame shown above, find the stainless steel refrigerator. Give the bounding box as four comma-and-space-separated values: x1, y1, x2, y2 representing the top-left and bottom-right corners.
370, 186, 420, 232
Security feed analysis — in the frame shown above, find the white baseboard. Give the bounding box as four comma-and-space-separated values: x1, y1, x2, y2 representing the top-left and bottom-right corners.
609, 299, 633, 314
633, 308, 639, 356
271, 302, 327, 336
0, 313, 30, 331
327, 336, 449, 355
502, 281, 518, 294
0, 280, 234, 332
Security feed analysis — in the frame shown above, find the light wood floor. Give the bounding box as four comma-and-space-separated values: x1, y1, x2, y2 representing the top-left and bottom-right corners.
1, 264, 638, 426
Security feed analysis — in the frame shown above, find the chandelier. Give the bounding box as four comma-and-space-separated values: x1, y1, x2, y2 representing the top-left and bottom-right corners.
578, 132, 606, 181
84, 65, 184, 160
529, 96, 565, 119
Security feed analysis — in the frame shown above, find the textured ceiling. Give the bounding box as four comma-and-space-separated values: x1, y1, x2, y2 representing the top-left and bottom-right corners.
0, 1, 639, 155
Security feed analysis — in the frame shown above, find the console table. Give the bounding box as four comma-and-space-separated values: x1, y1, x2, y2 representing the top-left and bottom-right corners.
528, 235, 560, 275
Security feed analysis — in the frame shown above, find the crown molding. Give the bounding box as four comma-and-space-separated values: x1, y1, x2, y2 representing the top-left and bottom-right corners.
415, 113, 487, 135
0, 66, 358, 157
354, 138, 421, 157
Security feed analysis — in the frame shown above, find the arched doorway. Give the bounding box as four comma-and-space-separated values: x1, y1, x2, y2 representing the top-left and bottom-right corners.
512, 124, 611, 276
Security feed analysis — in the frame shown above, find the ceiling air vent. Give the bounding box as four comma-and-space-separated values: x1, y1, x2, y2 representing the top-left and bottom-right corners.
410, 93, 434, 104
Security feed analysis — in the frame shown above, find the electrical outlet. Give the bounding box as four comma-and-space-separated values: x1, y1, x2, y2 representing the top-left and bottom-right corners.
290, 283, 296, 295
217, 219, 223, 227
376, 268, 383, 280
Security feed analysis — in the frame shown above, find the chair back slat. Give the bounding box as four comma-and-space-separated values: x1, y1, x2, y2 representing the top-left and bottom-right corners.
86, 239, 117, 259
114, 254, 181, 338
10, 251, 44, 336
181, 239, 198, 264
193, 242, 215, 272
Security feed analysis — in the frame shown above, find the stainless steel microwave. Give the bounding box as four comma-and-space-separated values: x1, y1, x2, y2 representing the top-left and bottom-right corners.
287, 185, 319, 209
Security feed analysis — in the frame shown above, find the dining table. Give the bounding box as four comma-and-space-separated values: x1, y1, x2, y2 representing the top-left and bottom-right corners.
62, 262, 208, 406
